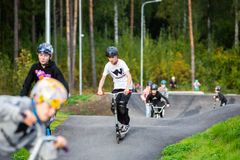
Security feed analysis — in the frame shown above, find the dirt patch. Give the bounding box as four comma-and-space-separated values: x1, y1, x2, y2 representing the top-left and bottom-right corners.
62, 95, 112, 115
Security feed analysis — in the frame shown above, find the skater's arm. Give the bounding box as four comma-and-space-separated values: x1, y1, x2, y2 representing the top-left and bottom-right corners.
97, 75, 106, 95
124, 70, 132, 94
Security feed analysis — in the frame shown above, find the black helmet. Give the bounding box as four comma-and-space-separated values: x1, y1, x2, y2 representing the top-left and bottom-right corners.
151, 83, 158, 90
215, 86, 221, 92
105, 46, 118, 57
147, 80, 153, 86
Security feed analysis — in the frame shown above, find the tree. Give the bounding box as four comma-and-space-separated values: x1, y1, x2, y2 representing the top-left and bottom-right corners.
60, 0, 63, 56
14, 0, 19, 67
114, 0, 119, 45
66, 0, 73, 92
66, 0, 78, 92
53, 0, 57, 64
130, 0, 134, 37
183, 0, 187, 36
188, 0, 195, 90
72, 0, 78, 89
89, 0, 97, 88
31, 0, 36, 47
207, 0, 212, 51
234, 0, 239, 49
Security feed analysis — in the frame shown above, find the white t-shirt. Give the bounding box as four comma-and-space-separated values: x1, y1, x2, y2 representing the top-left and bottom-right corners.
103, 59, 132, 89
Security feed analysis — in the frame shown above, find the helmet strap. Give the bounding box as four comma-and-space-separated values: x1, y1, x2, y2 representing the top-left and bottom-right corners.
31, 99, 42, 124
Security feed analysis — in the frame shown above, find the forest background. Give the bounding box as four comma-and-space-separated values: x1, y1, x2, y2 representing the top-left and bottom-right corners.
0, 0, 239, 95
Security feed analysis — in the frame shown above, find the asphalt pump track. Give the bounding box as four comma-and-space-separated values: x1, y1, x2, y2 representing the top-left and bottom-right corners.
55, 93, 240, 160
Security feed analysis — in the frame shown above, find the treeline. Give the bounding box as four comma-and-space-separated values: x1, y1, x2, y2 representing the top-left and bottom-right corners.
0, 0, 239, 94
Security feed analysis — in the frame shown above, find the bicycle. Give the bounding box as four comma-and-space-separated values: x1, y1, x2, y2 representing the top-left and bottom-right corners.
0, 123, 68, 160
149, 102, 166, 118
28, 135, 68, 160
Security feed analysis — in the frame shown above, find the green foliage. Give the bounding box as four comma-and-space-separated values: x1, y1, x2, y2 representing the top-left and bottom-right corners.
13, 49, 34, 95
1, 1, 240, 93
0, 53, 13, 94
160, 116, 240, 160
67, 94, 94, 105
50, 111, 69, 132
196, 47, 240, 93
143, 35, 191, 88
11, 148, 29, 160
1, 35, 240, 94
75, 31, 240, 93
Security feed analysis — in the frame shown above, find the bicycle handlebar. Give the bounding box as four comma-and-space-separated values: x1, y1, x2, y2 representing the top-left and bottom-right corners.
28, 136, 68, 160
99, 91, 132, 95
147, 103, 168, 108
0, 122, 68, 160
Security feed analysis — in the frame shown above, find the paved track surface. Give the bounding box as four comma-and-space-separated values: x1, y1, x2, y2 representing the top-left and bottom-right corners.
55, 93, 240, 160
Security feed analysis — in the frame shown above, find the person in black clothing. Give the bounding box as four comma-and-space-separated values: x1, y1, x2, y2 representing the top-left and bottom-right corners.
213, 86, 227, 106
20, 42, 69, 135
20, 43, 69, 96
146, 83, 170, 117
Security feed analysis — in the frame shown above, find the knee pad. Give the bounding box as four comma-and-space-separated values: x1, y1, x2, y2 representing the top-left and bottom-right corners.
118, 101, 127, 114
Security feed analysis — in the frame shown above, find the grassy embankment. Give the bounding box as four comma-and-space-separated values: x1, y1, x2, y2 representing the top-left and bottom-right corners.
160, 116, 240, 160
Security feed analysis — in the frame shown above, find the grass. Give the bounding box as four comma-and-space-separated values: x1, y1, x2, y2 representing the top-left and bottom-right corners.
11, 148, 29, 160
160, 116, 240, 160
66, 94, 94, 105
